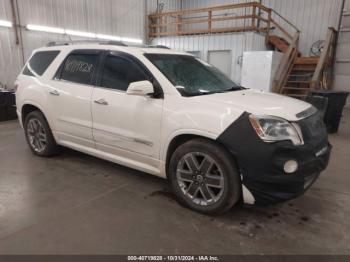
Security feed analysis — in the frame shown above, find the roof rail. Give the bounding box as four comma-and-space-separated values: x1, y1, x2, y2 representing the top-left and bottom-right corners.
147, 45, 170, 49
46, 40, 127, 47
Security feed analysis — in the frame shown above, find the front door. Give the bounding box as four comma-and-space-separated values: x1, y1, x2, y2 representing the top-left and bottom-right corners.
91, 52, 163, 159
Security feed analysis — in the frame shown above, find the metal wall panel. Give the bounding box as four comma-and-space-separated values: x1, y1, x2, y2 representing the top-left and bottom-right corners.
262, 0, 343, 55
173, 0, 343, 55
0, 0, 146, 88
148, 0, 343, 83
0, 0, 22, 89
151, 32, 267, 82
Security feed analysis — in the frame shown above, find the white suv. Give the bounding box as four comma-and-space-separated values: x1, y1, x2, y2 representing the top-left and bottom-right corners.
15, 42, 331, 214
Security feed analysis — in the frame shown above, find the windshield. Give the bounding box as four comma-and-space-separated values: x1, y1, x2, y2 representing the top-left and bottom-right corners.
145, 54, 241, 97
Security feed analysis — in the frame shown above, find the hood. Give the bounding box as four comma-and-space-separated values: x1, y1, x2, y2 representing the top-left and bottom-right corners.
192, 89, 311, 122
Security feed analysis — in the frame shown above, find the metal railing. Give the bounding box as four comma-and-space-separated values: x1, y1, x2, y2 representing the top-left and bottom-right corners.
148, 2, 299, 43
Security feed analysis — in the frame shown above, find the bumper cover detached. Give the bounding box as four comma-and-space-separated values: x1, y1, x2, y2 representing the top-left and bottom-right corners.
217, 112, 332, 206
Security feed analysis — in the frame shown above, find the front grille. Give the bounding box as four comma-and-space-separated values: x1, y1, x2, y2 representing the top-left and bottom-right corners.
298, 112, 327, 144
296, 106, 318, 119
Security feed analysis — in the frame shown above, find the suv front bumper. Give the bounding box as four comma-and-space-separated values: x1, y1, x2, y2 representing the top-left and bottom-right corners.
217, 112, 331, 205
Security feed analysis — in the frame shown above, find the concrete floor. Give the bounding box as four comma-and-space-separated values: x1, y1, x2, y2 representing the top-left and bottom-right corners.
0, 109, 349, 255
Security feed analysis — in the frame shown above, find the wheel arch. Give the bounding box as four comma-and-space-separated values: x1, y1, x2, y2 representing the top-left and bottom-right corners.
164, 130, 239, 178
21, 103, 54, 132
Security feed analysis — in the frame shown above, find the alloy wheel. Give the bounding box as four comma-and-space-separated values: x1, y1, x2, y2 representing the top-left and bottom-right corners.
176, 152, 225, 206
27, 118, 47, 153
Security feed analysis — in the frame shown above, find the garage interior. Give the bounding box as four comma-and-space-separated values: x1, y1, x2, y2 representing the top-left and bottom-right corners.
0, 0, 350, 255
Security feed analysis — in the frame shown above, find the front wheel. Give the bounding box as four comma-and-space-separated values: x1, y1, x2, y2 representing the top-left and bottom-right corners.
168, 138, 241, 215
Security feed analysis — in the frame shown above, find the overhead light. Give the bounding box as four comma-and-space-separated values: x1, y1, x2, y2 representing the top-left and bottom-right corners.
96, 34, 121, 41
66, 29, 96, 38
0, 20, 12, 28
27, 24, 64, 34
25, 23, 143, 44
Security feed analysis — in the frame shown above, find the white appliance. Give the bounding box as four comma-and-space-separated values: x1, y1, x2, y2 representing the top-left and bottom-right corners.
241, 51, 283, 92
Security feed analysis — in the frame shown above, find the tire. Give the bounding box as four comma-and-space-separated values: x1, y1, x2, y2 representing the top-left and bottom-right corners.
168, 138, 241, 215
24, 111, 59, 157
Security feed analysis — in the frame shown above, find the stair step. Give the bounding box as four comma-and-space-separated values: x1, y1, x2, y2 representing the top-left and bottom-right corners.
289, 73, 313, 76
268, 35, 290, 53
286, 80, 311, 83
295, 57, 319, 65
283, 87, 311, 91
292, 66, 315, 71
289, 74, 313, 78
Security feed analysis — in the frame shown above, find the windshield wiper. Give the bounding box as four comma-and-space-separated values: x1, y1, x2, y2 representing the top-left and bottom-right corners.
213, 86, 242, 93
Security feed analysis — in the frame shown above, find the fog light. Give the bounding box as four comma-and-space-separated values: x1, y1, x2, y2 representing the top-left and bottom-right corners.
284, 160, 298, 174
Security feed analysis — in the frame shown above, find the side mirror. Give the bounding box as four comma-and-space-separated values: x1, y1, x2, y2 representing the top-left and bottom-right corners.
126, 80, 154, 96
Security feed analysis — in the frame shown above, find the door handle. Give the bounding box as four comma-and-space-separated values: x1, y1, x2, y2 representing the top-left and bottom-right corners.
49, 90, 60, 96
94, 98, 108, 105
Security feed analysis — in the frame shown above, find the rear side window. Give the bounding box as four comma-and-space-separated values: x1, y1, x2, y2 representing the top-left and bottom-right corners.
100, 55, 148, 91
23, 51, 60, 77
60, 53, 99, 85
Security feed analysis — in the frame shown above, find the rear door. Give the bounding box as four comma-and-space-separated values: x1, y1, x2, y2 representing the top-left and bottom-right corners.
91, 51, 163, 159
47, 49, 102, 147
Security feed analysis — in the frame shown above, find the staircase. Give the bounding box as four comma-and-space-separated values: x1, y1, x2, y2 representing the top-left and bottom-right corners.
270, 29, 337, 100
268, 35, 320, 99
282, 59, 318, 98
271, 45, 320, 99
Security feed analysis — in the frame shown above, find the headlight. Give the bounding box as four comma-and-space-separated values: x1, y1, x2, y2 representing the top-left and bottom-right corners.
249, 114, 303, 145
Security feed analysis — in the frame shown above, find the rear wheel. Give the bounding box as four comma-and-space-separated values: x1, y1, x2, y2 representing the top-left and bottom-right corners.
169, 138, 241, 215
24, 111, 59, 157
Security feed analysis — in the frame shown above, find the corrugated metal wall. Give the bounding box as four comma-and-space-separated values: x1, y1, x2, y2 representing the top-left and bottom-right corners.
263, 0, 343, 55
0, 0, 22, 89
150, 0, 343, 55
148, 0, 343, 83
152, 32, 266, 82
0, 0, 146, 88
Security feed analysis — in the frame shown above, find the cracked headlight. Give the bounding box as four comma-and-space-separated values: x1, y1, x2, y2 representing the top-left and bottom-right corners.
249, 114, 303, 146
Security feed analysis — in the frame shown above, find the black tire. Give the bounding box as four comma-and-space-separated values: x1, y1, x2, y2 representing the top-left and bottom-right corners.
24, 111, 59, 157
168, 138, 241, 215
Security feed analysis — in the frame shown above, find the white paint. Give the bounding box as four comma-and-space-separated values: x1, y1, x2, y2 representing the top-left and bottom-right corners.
242, 185, 255, 205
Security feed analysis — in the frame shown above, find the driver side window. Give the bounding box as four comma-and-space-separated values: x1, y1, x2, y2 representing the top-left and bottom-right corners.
100, 55, 148, 91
